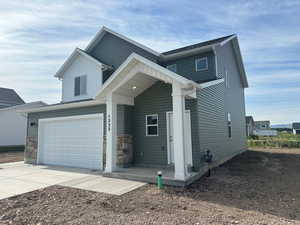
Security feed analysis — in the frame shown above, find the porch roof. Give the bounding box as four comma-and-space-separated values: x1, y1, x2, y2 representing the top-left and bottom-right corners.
95, 53, 199, 101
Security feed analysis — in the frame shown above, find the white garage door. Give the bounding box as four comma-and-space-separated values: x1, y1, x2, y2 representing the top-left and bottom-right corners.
38, 114, 104, 170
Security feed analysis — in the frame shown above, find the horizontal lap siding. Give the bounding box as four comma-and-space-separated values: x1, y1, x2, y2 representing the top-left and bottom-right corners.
133, 82, 172, 165
193, 42, 247, 169
27, 104, 131, 139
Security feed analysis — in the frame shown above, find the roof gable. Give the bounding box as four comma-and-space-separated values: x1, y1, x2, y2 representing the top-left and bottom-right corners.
85, 26, 160, 57
55, 48, 107, 78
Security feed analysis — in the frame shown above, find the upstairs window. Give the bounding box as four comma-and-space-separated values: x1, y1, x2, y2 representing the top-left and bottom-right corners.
227, 112, 232, 138
195, 57, 208, 71
74, 75, 87, 96
166, 64, 177, 73
146, 114, 158, 136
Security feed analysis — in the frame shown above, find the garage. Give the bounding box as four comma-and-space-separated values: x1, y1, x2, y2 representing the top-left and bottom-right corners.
37, 114, 104, 170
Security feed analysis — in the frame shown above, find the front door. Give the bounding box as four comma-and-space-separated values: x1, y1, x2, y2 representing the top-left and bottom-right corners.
167, 111, 193, 165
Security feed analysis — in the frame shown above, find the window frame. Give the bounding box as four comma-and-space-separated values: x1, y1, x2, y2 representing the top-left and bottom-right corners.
195, 57, 208, 72
166, 64, 177, 73
74, 75, 87, 97
227, 112, 232, 138
145, 114, 159, 136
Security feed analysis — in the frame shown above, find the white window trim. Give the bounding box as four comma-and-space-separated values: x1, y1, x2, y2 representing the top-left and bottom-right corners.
145, 114, 159, 136
166, 64, 177, 72
74, 75, 87, 97
227, 112, 232, 139
195, 57, 208, 72
225, 69, 230, 88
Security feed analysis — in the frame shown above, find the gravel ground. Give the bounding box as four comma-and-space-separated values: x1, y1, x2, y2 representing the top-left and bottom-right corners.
0, 148, 299, 225
0, 151, 24, 164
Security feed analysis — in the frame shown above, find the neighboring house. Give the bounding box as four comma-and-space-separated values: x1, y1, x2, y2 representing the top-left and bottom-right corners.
245, 116, 255, 136
254, 120, 270, 130
0, 101, 46, 149
20, 27, 248, 186
292, 123, 300, 134
0, 87, 25, 109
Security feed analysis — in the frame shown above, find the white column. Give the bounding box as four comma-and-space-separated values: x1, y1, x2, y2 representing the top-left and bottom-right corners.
105, 93, 117, 172
172, 82, 187, 180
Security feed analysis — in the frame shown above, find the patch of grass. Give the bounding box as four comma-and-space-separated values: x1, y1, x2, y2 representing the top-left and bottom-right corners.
248, 132, 300, 148
0, 145, 24, 152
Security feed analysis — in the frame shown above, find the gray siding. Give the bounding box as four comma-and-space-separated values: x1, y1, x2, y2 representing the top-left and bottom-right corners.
89, 33, 159, 82
162, 51, 216, 83
27, 104, 132, 138
132, 82, 172, 165
193, 42, 247, 169
132, 81, 199, 166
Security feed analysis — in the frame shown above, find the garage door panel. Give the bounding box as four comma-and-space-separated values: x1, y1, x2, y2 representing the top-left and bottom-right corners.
38, 114, 103, 170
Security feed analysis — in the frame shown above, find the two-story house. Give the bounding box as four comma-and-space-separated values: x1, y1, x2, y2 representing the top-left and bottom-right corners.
21, 27, 248, 186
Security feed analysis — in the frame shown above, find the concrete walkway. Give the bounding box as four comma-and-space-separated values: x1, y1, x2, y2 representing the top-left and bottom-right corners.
0, 162, 145, 200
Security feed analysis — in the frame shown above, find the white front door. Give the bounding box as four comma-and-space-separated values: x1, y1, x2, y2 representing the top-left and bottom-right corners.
167, 111, 193, 165
38, 114, 104, 170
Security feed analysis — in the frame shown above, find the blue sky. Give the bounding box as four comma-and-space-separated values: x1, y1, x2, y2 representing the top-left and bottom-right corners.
0, 0, 299, 124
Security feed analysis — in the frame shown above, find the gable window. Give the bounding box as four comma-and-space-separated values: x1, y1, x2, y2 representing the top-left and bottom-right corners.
166, 64, 177, 73
74, 75, 87, 96
146, 114, 158, 136
195, 57, 208, 71
227, 112, 232, 138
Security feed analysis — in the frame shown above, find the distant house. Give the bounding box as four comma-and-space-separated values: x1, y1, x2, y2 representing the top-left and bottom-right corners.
253, 120, 277, 136
245, 116, 255, 136
0, 87, 25, 109
292, 123, 300, 135
0, 87, 46, 150
254, 121, 270, 130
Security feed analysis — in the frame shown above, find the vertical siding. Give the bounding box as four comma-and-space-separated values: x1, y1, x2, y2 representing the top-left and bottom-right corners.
193, 42, 247, 169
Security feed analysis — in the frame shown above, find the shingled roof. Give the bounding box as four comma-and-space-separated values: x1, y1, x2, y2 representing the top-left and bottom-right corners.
0, 87, 25, 108
162, 34, 235, 55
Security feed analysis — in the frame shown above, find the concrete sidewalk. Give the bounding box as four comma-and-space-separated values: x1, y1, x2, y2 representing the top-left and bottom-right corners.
0, 162, 145, 199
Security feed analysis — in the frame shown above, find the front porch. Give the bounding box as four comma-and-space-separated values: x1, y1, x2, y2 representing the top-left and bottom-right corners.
103, 166, 201, 187
96, 54, 200, 184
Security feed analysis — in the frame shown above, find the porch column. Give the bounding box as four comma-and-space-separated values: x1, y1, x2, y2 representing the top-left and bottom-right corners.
105, 92, 117, 172
172, 82, 187, 180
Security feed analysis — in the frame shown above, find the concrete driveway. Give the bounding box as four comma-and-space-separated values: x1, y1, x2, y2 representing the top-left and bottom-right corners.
0, 162, 145, 200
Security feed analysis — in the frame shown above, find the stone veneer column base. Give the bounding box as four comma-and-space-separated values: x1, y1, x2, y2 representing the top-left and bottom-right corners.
25, 136, 38, 164
103, 135, 133, 168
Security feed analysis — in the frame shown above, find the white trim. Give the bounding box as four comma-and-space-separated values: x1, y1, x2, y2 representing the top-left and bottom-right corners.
85, 26, 160, 56
1, 101, 46, 112
220, 34, 237, 46
95, 53, 199, 100
18, 99, 104, 114
160, 44, 215, 62
166, 110, 192, 165
145, 114, 159, 137
213, 46, 218, 78
195, 57, 208, 72
37, 113, 104, 168
198, 78, 224, 89
54, 48, 107, 78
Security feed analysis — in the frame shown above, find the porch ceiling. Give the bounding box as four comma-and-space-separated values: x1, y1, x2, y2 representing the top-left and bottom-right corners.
114, 72, 158, 98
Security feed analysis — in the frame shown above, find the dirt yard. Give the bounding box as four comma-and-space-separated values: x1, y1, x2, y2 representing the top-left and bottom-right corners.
0, 148, 299, 225
0, 151, 24, 164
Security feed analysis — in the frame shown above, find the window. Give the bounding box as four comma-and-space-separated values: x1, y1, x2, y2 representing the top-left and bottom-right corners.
146, 114, 158, 136
195, 57, 208, 71
74, 75, 87, 96
227, 112, 232, 138
166, 64, 177, 72
225, 69, 230, 88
